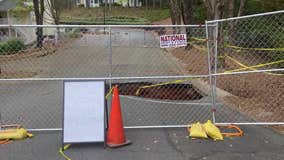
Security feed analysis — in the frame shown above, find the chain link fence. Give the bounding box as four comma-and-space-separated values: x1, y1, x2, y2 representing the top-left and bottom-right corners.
0, 25, 218, 130
206, 10, 284, 124
0, 11, 284, 130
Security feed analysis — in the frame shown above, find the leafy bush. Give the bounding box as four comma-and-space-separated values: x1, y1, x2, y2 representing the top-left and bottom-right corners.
78, 4, 85, 8
11, 0, 33, 18
0, 39, 26, 55
113, 2, 122, 6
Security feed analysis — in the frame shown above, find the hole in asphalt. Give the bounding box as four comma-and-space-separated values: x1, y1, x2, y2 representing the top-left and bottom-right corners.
107, 82, 203, 101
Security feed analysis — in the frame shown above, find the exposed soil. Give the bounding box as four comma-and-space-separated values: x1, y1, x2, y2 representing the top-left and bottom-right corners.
151, 13, 283, 124
166, 45, 209, 75
0, 40, 68, 78
109, 82, 203, 101
0, 71, 37, 78
0, 40, 67, 62
168, 46, 284, 131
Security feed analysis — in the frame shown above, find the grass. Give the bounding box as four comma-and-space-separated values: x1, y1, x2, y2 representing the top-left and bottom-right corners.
60, 6, 170, 25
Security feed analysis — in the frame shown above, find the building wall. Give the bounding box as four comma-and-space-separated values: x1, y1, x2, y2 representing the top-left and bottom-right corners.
122, 0, 142, 7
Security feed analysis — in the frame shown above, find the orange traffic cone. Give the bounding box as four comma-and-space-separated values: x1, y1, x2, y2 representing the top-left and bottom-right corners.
107, 86, 131, 148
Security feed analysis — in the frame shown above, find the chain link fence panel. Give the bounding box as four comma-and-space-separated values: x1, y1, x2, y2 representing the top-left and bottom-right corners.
2, 12, 283, 130
206, 10, 284, 124
0, 25, 215, 129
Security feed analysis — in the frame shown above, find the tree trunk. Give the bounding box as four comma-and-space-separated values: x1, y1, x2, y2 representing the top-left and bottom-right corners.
227, 0, 234, 18
181, 0, 194, 25
168, 0, 181, 24
203, 0, 225, 20
227, 0, 235, 36
33, 0, 44, 48
181, 0, 194, 49
145, 0, 148, 9
168, 0, 182, 33
237, 0, 245, 17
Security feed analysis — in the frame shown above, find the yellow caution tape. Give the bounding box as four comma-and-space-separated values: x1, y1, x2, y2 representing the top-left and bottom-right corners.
225, 43, 284, 51
176, 43, 283, 76
218, 55, 226, 59
59, 144, 72, 160
181, 42, 283, 76
225, 59, 284, 73
135, 78, 194, 96
192, 44, 207, 52
189, 37, 207, 43
225, 55, 284, 76
106, 86, 114, 99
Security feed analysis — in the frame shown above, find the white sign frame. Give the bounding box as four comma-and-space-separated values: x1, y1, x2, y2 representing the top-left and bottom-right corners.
62, 80, 106, 145
160, 34, 187, 48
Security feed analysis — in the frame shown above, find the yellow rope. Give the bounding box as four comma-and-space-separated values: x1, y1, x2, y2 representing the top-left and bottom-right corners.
225, 59, 284, 73
225, 43, 284, 51
225, 55, 284, 76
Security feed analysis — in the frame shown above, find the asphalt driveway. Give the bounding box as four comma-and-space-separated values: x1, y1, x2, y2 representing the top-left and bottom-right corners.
0, 126, 283, 160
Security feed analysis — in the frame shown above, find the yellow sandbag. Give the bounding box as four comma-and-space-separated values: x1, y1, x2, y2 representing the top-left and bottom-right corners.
0, 128, 33, 140
203, 120, 223, 141
188, 122, 208, 139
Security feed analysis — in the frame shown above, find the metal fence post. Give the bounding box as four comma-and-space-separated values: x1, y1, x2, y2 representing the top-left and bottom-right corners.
109, 26, 113, 90
205, 21, 216, 123
143, 29, 146, 47
212, 21, 219, 124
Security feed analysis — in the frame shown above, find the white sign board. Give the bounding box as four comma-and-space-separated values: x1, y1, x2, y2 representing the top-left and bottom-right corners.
160, 34, 187, 48
63, 81, 105, 144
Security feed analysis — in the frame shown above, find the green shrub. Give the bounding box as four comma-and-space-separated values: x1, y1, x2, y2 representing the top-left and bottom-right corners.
0, 39, 26, 55
113, 2, 122, 6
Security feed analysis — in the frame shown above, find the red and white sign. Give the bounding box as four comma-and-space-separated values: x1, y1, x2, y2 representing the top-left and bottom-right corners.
160, 34, 187, 48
